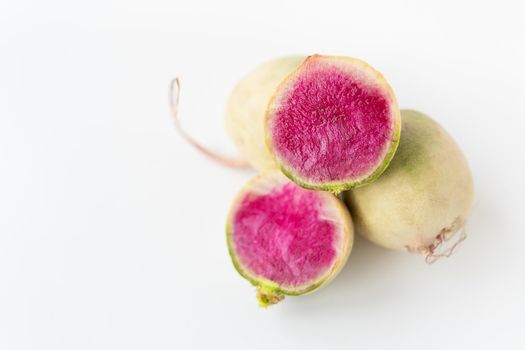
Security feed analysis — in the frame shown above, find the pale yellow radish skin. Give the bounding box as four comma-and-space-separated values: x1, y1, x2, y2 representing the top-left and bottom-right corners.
224, 56, 306, 172
344, 110, 473, 256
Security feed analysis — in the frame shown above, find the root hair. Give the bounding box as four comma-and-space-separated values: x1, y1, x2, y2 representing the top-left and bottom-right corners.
169, 77, 249, 169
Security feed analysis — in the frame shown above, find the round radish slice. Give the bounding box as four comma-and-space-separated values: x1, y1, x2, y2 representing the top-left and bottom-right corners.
227, 172, 353, 307
266, 54, 401, 193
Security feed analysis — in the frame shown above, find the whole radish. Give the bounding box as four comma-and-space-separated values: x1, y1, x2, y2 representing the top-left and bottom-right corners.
344, 110, 473, 262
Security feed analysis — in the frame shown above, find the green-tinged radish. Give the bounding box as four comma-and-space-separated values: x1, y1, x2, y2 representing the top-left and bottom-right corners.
227, 172, 353, 307
344, 110, 473, 263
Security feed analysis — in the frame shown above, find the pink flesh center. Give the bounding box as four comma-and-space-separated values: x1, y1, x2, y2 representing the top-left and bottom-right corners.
232, 182, 338, 287
270, 61, 393, 183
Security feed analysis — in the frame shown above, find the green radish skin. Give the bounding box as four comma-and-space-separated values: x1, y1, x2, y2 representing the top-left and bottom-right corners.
224, 56, 306, 172
344, 110, 474, 256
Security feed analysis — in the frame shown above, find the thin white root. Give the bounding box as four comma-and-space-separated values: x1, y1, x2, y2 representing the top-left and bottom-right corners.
169, 78, 249, 169
424, 227, 468, 265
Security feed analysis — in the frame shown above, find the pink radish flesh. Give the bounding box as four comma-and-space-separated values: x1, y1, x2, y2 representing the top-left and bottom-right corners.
232, 183, 337, 286
270, 66, 394, 182
266, 55, 400, 191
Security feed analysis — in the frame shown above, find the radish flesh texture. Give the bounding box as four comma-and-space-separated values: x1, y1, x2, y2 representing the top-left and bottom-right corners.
266, 55, 400, 193
344, 110, 474, 256
227, 172, 353, 307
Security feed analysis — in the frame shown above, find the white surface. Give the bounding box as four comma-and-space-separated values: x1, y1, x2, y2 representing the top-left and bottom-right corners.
1, 0, 524, 349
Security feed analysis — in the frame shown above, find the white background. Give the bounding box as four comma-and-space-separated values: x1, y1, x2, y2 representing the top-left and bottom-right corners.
1, 0, 524, 349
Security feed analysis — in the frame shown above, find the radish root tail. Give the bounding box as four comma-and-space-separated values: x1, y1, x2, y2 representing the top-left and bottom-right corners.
169, 78, 249, 169
424, 226, 467, 265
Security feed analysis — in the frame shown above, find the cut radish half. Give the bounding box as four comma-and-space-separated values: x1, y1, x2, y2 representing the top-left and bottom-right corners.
226, 172, 353, 307
266, 55, 401, 193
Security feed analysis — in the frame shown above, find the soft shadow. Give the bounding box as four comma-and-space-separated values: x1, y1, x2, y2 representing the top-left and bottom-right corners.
278, 233, 417, 316
456, 189, 510, 269
276, 230, 424, 318
278, 187, 500, 317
